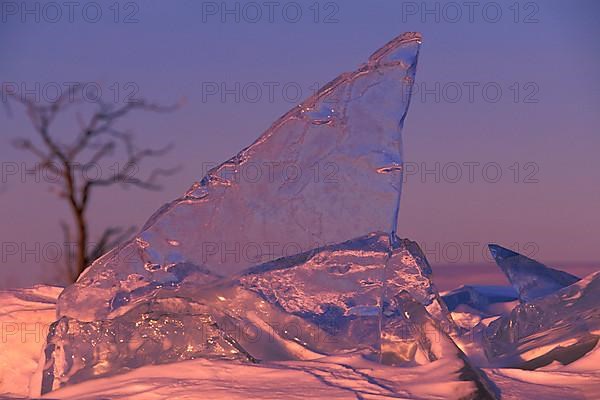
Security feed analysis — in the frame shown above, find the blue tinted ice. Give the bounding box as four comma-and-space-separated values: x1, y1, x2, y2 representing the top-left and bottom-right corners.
488, 244, 580, 303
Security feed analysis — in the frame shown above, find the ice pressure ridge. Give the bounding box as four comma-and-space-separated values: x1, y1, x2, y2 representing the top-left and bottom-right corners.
39, 31, 600, 399
482, 245, 599, 369
43, 233, 498, 396
436, 245, 599, 370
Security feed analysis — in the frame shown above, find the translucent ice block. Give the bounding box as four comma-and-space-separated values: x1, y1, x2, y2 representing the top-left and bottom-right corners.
57, 32, 422, 321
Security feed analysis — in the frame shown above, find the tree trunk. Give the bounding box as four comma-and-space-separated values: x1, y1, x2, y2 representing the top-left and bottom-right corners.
74, 210, 87, 282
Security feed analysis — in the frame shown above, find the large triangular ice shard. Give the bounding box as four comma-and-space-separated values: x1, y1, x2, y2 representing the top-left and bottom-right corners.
381, 291, 499, 399
483, 271, 600, 369
57, 32, 422, 321
488, 244, 580, 303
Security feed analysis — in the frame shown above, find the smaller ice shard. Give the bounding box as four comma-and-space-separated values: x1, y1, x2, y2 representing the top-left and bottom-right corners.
381, 291, 499, 399
488, 244, 580, 302
442, 285, 518, 312
41, 297, 256, 393
483, 271, 600, 369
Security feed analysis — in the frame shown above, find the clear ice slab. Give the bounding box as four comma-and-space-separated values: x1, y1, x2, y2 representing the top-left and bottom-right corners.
57, 32, 422, 322
41, 297, 256, 393
483, 271, 600, 369
488, 244, 580, 303
240, 232, 456, 340
41, 232, 458, 393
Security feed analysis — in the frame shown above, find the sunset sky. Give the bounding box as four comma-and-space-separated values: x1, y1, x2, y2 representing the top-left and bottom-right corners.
1, 0, 599, 287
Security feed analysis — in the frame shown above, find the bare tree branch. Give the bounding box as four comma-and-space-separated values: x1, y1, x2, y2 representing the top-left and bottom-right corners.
4, 84, 180, 281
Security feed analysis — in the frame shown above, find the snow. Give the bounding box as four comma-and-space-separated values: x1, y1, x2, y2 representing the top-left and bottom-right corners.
36, 340, 600, 399
0, 285, 62, 398
485, 366, 600, 399
42, 355, 478, 400
555, 338, 600, 372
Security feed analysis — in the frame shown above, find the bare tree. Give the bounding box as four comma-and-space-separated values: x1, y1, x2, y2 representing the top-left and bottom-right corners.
3, 85, 180, 282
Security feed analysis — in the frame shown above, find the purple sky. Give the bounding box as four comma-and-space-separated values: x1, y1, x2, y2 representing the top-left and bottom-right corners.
1, 0, 599, 287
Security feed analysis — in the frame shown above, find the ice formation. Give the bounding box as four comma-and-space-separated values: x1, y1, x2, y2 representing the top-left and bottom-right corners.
483, 271, 600, 369
42, 233, 462, 393
57, 32, 422, 322
41, 31, 486, 395
488, 244, 580, 302
29, 30, 600, 399
483, 247, 597, 369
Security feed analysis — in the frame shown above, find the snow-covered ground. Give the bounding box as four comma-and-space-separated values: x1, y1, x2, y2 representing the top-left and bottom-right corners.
485, 345, 600, 400
0, 285, 62, 398
1, 283, 599, 399
38, 355, 600, 400
41, 355, 481, 400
